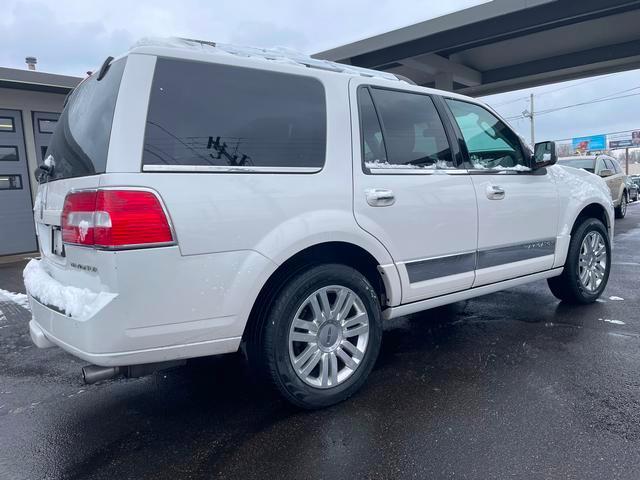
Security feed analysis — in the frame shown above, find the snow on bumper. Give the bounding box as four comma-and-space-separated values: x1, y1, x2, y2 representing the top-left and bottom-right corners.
24, 259, 116, 320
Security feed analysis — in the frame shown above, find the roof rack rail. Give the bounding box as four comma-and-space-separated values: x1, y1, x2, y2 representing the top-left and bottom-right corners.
135, 37, 407, 83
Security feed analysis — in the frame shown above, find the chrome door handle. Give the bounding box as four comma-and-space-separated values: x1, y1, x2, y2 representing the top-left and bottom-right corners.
365, 188, 395, 207
486, 185, 505, 200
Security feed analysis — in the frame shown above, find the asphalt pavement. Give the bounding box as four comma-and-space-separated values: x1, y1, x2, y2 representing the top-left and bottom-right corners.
1, 204, 639, 480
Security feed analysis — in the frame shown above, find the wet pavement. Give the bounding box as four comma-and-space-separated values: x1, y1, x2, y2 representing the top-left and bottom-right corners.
1, 204, 639, 480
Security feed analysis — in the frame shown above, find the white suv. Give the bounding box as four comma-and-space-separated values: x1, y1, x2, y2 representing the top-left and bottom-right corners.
27, 38, 614, 409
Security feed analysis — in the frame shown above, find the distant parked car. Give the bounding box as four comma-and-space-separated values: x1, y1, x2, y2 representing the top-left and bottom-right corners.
625, 176, 639, 202
631, 175, 640, 199
559, 155, 629, 218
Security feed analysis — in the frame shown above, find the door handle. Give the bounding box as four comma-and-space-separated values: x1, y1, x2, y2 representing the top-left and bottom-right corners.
486, 185, 505, 200
365, 188, 395, 207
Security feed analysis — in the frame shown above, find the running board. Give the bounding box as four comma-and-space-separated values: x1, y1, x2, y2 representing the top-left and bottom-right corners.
383, 268, 564, 320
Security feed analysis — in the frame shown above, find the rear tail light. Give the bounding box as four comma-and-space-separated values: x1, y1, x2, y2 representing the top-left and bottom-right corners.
61, 189, 174, 249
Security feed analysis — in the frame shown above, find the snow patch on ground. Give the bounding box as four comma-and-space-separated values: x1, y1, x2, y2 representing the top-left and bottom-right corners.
609, 296, 624, 301
23, 259, 116, 319
599, 318, 626, 325
0, 289, 30, 310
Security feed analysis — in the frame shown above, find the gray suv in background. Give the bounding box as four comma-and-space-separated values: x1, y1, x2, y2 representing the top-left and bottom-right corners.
559, 155, 629, 218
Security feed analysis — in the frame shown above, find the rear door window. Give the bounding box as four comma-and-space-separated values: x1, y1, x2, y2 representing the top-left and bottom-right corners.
143, 59, 326, 170
360, 87, 453, 171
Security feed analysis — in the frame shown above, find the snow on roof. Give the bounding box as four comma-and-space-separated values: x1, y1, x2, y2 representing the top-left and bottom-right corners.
131, 37, 408, 83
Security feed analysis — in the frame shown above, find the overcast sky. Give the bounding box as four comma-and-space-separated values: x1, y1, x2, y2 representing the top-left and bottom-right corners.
2, 0, 640, 144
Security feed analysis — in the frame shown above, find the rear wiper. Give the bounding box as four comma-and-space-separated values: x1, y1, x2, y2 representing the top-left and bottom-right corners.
97, 56, 114, 81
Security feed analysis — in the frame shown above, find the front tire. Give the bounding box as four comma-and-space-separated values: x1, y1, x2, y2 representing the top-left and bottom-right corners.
615, 191, 627, 218
257, 264, 382, 409
547, 218, 610, 304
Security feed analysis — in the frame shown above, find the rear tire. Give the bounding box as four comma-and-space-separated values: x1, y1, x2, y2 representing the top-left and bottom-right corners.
547, 218, 610, 304
255, 264, 382, 409
615, 191, 627, 218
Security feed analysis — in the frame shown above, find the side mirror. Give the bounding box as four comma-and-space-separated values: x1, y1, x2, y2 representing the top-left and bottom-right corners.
599, 168, 614, 178
532, 141, 557, 169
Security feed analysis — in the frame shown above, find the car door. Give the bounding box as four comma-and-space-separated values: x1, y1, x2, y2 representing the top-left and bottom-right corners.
350, 81, 478, 304
443, 98, 559, 287
609, 158, 625, 204
596, 157, 617, 203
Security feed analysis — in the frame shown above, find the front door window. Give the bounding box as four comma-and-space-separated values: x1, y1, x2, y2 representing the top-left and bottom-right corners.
446, 99, 529, 171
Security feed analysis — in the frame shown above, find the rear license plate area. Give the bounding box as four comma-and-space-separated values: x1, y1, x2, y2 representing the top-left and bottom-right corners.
51, 227, 65, 257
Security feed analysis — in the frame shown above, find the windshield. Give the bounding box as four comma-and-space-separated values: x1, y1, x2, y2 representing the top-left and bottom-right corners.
44, 58, 126, 181
558, 158, 595, 173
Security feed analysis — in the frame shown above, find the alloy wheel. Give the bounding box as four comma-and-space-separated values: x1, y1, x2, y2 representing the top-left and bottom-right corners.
578, 231, 607, 293
288, 285, 370, 389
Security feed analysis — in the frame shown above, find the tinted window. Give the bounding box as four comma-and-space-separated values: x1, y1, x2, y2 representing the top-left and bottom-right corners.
46, 58, 126, 180
143, 59, 326, 169
603, 158, 613, 172
358, 88, 387, 166
610, 159, 622, 174
0, 146, 18, 161
365, 88, 452, 169
446, 99, 526, 170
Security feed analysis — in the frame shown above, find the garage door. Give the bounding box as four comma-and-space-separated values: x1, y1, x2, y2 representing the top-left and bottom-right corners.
0, 109, 37, 255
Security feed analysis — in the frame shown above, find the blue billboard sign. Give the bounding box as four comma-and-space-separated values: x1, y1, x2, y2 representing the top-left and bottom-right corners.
572, 135, 606, 152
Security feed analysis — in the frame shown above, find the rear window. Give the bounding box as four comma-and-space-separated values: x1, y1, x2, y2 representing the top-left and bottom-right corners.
46, 58, 126, 181
142, 58, 326, 170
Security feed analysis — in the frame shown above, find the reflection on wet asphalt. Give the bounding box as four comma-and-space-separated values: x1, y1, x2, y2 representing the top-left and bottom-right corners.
1, 205, 639, 479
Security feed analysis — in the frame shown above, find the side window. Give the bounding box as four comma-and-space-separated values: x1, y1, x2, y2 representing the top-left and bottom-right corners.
361, 87, 453, 171
446, 99, 528, 171
143, 59, 326, 170
596, 158, 606, 174
358, 88, 387, 166
603, 158, 614, 172
611, 159, 622, 174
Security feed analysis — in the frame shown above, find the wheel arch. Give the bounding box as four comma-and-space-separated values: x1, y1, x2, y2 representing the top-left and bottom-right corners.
571, 202, 611, 237
242, 241, 395, 346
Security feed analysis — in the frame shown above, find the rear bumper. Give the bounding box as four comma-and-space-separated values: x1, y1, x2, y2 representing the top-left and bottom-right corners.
29, 313, 240, 366
26, 246, 275, 366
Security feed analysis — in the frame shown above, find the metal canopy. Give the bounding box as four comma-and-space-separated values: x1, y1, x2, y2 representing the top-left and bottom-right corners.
0, 67, 80, 94
313, 0, 640, 96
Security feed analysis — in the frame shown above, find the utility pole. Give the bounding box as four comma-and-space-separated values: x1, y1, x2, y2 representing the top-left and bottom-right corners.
625, 147, 629, 175
522, 93, 535, 146
529, 93, 535, 146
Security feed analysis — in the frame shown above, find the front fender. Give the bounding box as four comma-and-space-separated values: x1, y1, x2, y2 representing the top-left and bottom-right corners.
549, 165, 614, 266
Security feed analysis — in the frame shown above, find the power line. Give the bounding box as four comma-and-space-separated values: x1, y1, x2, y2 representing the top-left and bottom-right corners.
488, 73, 617, 108
534, 74, 617, 98
536, 91, 640, 116
502, 91, 640, 121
